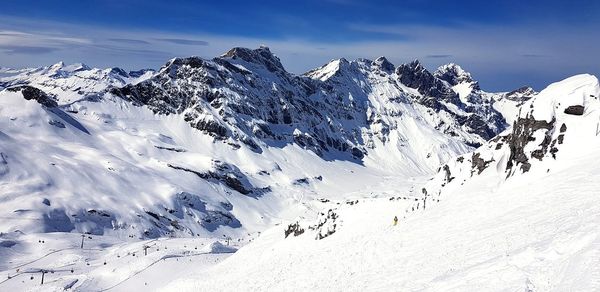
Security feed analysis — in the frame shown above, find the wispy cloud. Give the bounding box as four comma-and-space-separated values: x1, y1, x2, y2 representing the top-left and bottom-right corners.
0, 45, 60, 54
426, 54, 452, 58
155, 38, 209, 46
108, 38, 150, 45
521, 54, 548, 58
0, 16, 598, 91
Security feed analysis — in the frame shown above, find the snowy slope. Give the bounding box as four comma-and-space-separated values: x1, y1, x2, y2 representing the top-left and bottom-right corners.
0, 233, 237, 291
0, 85, 412, 240
0, 46, 576, 291
164, 74, 600, 291
0, 47, 525, 241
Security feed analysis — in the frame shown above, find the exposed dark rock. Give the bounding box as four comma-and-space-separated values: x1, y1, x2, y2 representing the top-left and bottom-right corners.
167, 161, 265, 196
564, 105, 584, 115
471, 152, 494, 175
48, 120, 65, 128
293, 178, 310, 185
0, 152, 8, 176
188, 117, 228, 139
531, 131, 553, 161
396, 60, 459, 103
284, 222, 305, 238
373, 56, 395, 73
443, 164, 455, 183
7, 86, 58, 107
560, 123, 567, 133
222, 46, 285, 73
503, 114, 555, 174
351, 147, 364, 159
434, 63, 478, 89
109, 67, 129, 78
309, 209, 339, 240
154, 145, 186, 152
504, 86, 536, 102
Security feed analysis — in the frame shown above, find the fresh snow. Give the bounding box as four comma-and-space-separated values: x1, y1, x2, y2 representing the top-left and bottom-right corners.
0, 46, 597, 291
165, 74, 600, 291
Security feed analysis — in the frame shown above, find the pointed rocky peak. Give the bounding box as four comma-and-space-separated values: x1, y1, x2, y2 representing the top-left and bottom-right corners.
504, 86, 537, 102
48, 61, 65, 71
395, 59, 461, 105
373, 56, 394, 73
304, 58, 351, 81
434, 63, 477, 88
220, 46, 285, 73
165, 56, 206, 69
407, 59, 426, 71
395, 59, 433, 88
108, 67, 129, 78
157, 56, 207, 79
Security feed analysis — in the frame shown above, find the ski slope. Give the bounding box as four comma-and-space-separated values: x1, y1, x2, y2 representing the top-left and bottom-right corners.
164, 155, 600, 291
0, 232, 237, 291
165, 74, 600, 291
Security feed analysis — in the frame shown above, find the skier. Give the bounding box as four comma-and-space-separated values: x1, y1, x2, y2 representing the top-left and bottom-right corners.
393, 216, 398, 226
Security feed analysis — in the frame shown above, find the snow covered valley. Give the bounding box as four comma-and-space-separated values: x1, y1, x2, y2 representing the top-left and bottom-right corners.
1, 47, 599, 291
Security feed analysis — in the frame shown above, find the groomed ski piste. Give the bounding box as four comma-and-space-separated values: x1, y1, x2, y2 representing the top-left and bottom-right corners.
0, 233, 236, 291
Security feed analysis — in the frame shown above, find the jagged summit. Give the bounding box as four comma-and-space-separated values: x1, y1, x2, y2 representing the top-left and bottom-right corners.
107, 67, 129, 77
434, 63, 477, 88
504, 86, 537, 102
373, 56, 395, 73
220, 46, 285, 73
303, 58, 352, 81
396, 59, 458, 102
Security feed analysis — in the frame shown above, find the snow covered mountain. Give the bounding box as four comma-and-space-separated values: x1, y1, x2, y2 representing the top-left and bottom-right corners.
165, 74, 600, 291
426, 74, 599, 196
2, 46, 599, 291
0, 46, 533, 241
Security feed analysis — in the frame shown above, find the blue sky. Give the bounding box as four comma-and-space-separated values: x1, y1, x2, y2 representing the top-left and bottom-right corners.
0, 0, 598, 90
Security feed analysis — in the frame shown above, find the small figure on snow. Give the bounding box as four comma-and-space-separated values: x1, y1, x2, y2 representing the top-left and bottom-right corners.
393, 216, 398, 226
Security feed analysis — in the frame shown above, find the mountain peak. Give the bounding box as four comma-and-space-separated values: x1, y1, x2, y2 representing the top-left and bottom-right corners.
48, 61, 65, 71
304, 58, 351, 81
221, 46, 285, 73
407, 59, 423, 69
373, 56, 394, 73
46, 62, 90, 77
108, 67, 129, 77
395, 59, 430, 84
504, 86, 537, 102
434, 63, 476, 87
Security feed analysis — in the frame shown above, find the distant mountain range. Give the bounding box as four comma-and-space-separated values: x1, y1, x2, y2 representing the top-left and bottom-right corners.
0, 46, 539, 239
